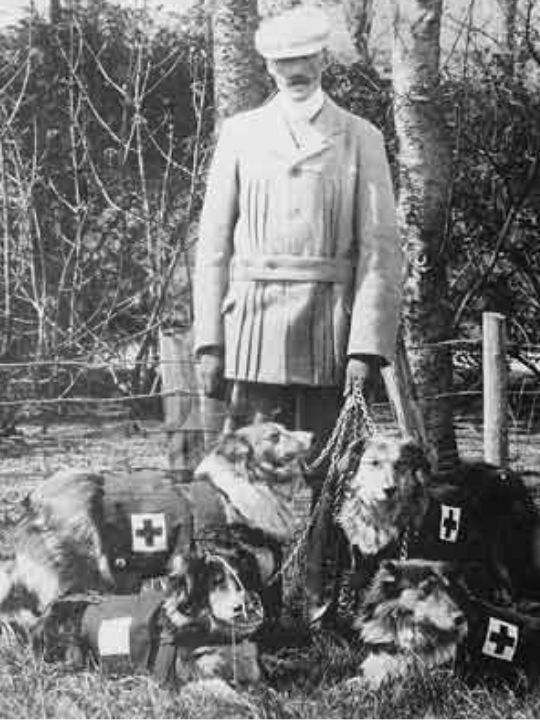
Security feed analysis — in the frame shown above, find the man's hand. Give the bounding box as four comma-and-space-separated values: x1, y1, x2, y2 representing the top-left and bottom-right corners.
198, 346, 225, 399
344, 355, 383, 397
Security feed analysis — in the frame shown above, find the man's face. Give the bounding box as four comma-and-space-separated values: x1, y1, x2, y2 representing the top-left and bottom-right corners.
267, 52, 324, 102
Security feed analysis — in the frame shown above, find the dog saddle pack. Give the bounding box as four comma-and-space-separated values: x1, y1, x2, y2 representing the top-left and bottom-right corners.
101, 470, 195, 584
36, 589, 263, 683
100, 470, 280, 597
407, 463, 540, 681
408, 463, 539, 600
35, 591, 178, 680
459, 597, 540, 682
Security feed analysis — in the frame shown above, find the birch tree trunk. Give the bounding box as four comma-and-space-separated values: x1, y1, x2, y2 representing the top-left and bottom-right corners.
212, 0, 267, 126
165, 0, 267, 473
50, 0, 61, 24
392, 0, 458, 470
497, 0, 518, 53
258, 0, 301, 19
342, 0, 374, 60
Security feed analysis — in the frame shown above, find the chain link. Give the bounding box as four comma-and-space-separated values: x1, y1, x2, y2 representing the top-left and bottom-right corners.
270, 383, 377, 586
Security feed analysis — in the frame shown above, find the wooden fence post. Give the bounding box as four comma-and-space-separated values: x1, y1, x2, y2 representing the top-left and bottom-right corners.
483, 312, 508, 467
381, 329, 429, 447
159, 328, 225, 478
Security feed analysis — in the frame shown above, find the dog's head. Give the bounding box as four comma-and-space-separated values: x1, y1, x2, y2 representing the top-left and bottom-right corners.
168, 548, 264, 640
337, 435, 431, 555
217, 422, 313, 483
357, 559, 468, 686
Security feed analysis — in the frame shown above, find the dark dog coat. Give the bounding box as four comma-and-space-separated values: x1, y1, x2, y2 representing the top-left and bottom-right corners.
408, 463, 540, 601
34, 591, 174, 678
101, 471, 194, 589
458, 597, 540, 684
34, 587, 264, 683
98, 470, 281, 602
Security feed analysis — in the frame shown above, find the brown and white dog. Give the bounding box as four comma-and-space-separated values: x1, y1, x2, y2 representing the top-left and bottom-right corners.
337, 434, 430, 557
32, 547, 264, 684
353, 559, 468, 688
333, 434, 540, 686
0, 422, 313, 634
336, 434, 540, 600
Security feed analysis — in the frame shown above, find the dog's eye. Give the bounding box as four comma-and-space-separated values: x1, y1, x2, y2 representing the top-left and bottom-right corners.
419, 577, 437, 596
266, 430, 281, 443
210, 571, 227, 590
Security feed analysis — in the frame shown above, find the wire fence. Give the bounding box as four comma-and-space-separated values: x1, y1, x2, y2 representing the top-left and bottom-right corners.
1, 335, 540, 485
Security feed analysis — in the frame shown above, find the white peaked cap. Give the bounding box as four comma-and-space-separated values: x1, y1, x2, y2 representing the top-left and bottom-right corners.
255, 6, 330, 59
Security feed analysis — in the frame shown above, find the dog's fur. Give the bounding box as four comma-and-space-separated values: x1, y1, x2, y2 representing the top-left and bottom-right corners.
33, 548, 263, 683
336, 436, 540, 601
333, 435, 540, 685
337, 434, 431, 557
0, 470, 113, 625
417, 462, 540, 602
0, 422, 312, 634
354, 559, 468, 688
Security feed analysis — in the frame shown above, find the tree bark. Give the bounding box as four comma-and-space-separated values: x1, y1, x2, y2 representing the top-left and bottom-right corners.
392, 0, 458, 471
497, 0, 518, 53
50, 0, 61, 24
211, 0, 267, 126
342, 0, 374, 60
258, 0, 301, 19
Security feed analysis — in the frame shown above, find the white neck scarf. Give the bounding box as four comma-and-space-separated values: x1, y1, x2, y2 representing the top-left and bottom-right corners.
278, 87, 325, 125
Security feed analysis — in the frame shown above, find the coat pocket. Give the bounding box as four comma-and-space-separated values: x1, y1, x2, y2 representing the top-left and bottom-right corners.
221, 293, 236, 315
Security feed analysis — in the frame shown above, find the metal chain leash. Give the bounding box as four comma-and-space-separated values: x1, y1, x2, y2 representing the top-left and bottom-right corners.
269, 383, 377, 586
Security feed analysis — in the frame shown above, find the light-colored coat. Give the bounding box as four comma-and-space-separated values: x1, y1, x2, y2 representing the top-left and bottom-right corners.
194, 94, 403, 386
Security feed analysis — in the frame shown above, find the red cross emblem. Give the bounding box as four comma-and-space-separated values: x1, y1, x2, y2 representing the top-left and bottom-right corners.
439, 504, 461, 543
482, 617, 519, 662
131, 513, 167, 553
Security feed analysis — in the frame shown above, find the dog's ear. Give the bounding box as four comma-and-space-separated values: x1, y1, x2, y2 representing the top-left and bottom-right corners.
252, 410, 281, 424
377, 559, 401, 586
398, 439, 432, 475
215, 432, 254, 469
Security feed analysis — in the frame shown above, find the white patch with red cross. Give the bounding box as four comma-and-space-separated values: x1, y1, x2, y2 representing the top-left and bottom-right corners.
439, 504, 461, 543
130, 513, 167, 553
98, 616, 132, 656
482, 617, 519, 662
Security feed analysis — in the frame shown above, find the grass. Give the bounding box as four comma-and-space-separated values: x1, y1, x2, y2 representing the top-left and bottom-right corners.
2, 416, 540, 717
1, 632, 540, 718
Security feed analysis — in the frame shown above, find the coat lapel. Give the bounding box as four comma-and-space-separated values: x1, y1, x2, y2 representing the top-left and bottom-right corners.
263, 94, 347, 169
264, 96, 301, 163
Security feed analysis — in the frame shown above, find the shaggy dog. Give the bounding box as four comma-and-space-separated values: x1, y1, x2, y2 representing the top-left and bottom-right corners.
353, 559, 468, 688
337, 434, 430, 557
0, 422, 313, 634
336, 436, 540, 604
332, 435, 540, 687
404, 462, 540, 605
32, 548, 264, 684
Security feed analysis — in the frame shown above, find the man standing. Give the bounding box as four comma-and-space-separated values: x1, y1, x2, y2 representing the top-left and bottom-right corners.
194, 6, 403, 619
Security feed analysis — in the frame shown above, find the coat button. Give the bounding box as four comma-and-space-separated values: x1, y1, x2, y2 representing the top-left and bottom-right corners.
290, 166, 300, 177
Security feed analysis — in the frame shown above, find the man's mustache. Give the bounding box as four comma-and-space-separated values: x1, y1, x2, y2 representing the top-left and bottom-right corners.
287, 75, 312, 86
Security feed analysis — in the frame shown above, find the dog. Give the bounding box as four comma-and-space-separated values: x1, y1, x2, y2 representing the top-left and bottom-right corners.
335, 435, 540, 605
32, 547, 264, 684
0, 421, 313, 635
352, 559, 468, 688
336, 434, 431, 558
408, 462, 540, 604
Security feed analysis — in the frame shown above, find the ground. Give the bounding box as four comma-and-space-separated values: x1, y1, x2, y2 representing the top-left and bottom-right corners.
1, 411, 540, 718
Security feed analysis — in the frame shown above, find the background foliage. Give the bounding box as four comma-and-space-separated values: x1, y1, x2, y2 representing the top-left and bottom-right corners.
0, 0, 211, 412
0, 0, 539, 413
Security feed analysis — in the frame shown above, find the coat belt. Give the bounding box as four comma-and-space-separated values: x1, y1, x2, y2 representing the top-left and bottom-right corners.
230, 254, 353, 283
